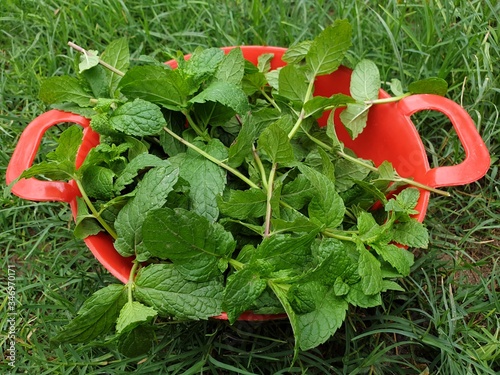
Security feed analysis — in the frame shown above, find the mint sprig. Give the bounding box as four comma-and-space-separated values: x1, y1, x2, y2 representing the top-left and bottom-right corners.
24, 20, 451, 356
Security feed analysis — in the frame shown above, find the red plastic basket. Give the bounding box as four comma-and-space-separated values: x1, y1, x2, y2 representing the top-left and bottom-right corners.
6, 46, 490, 321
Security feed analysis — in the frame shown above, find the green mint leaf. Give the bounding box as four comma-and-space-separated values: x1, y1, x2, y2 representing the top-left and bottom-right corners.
171, 139, 227, 222
78, 50, 100, 73
377, 160, 396, 180
241, 71, 267, 96
350, 59, 381, 102
114, 164, 179, 258
82, 65, 108, 99
358, 246, 383, 295
184, 47, 224, 84
257, 53, 275, 73
114, 153, 166, 194
334, 155, 372, 192
385, 187, 420, 216
339, 102, 371, 140
345, 282, 382, 308
39, 76, 92, 107
306, 19, 352, 76
408, 77, 448, 96
117, 325, 154, 358
372, 243, 414, 277
257, 120, 295, 165
282, 40, 313, 64
90, 113, 115, 136
100, 37, 130, 97
222, 267, 267, 323
294, 283, 348, 351
142, 207, 236, 281
357, 211, 387, 244
159, 110, 187, 156
218, 188, 267, 220
272, 214, 319, 234
281, 174, 314, 210
352, 179, 388, 206
215, 48, 245, 85
277, 64, 308, 104
303, 94, 354, 119
391, 220, 429, 249
50, 284, 127, 345
228, 108, 280, 167
189, 80, 249, 114
307, 238, 358, 285
81, 165, 115, 201
109, 98, 164, 136
73, 196, 104, 239
119, 66, 190, 110
298, 164, 345, 229
134, 263, 223, 320
389, 78, 404, 97
253, 231, 318, 274
116, 301, 157, 335
333, 277, 350, 296
381, 280, 405, 292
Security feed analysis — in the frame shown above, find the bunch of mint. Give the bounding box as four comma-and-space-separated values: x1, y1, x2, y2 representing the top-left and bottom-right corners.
20, 19, 448, 356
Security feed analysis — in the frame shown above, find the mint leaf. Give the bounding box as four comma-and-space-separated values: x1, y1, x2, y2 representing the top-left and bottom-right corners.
372, 243, 414, 276
119, 66, 190, 110
171, 139, 227, 222
114, 153, 166, 194
116, 301, 157, 335
109, 98, 164, 136
215, 48, 245, 85
73, 196, 104, 239
339, 102, 371, 140
385, 187, 420, 216
39, 76, 92, 107
282, 40, 312, 64
134, 263, 223, 320
184, 47, 224, 85
350, 59, 380, 102
391, 220, 429, 249
390, 78, 404, 97
298, 164, 345, 229
253, 231, 318, 273
189, 80, 249, 114
409, 77, 448, 96
222, 267, 267, 323
50, 284, 127, 345
117, 325, 154, 357
281, 174, 314, 210
258, 121, 295, 165
303, 94, 354, 119
345, 282, 382, 308
78, 50, 99, 73
228, 108, 280, 167
114, 164, 179, 259
100, 37, 129, 97
358, 246, 382, 295
218, 188, 267, 220
334, 155, 371, 192
306, 19, 352, 76
81, 165, 115, 201
142, 208, 236, 281
357, 211, 386, 244
294, 283, 348, 350
277, 64, 308, 104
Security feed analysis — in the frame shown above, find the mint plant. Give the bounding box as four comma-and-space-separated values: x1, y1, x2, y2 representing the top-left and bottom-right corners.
20, 19, 449, 356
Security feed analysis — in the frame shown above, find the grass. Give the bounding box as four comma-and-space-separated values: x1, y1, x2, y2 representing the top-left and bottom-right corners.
1, 0, 499, 373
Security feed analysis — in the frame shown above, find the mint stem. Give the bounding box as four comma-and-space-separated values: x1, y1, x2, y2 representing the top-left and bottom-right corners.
264, 163, 277, 237
68, 42, 125, 77
162, 126, 259, 189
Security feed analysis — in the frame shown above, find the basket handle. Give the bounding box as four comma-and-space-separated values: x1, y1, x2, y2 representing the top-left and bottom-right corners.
6, 110, 98, 202
398, 94, 490, 188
